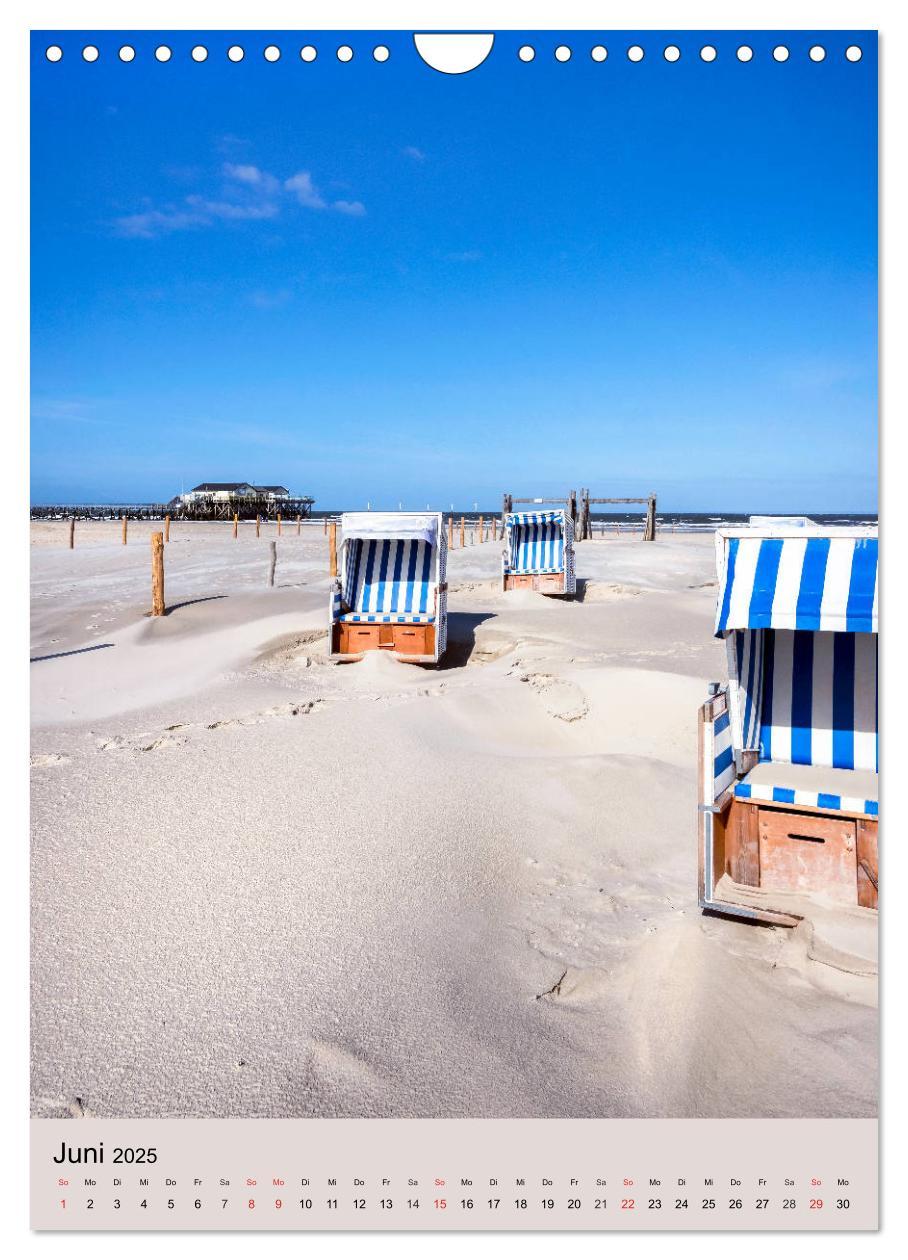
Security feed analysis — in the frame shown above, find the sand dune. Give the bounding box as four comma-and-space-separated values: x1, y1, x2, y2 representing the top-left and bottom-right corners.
30, 523, 877, 1119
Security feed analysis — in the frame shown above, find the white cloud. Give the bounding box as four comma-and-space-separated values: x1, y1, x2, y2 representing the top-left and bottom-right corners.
115, 159, 365, 238
284, 171, 327, 210
333, 199, 366, 217
223, 162, 264, 184
403, 145, 426, 161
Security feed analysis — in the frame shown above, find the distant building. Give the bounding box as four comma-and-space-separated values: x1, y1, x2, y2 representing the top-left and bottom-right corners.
180, 481, 292, 505
172, 481, 312, 520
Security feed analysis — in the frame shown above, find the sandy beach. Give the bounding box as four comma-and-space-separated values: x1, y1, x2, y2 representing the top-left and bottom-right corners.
30, 521, 877, 1119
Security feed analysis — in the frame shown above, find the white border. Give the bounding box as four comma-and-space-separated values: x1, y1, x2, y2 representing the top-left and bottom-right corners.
4, 2, 902, 1256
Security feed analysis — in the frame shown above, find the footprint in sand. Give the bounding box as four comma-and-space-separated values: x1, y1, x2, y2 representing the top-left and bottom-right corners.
519, 672, 589, 723
30, 752, 70, 767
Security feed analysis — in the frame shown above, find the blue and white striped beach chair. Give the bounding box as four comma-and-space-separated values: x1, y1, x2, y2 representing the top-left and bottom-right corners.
699, 524, 878, 922
502, 509, 576, 596
329, 512, 447, 663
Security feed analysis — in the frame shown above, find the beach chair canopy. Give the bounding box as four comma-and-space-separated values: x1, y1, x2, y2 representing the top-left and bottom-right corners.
714, 528, 879, 815
338, 512, 442, 624
715, 530, 878, 636
505, 509, 568, 574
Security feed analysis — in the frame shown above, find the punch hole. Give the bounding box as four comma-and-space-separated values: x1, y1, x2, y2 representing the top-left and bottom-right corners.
591, 46, 607, 62
737, 45, 753, 62
228, 45, 245, 62
700, 45, 717, 62
373, 46, 390, 62
627, 45, 644, 62
119, 46, 136, 62
555, 45, 572, 62
773, 46, 790, 62
300, 46, 317, 62
45, 45, 63, 62
264, 45, 281, 62
155, 46, 172, 63
191, 46, 208, 63
809, 46, 826, 62
518, 45, 535, 62
663, 45, 680, 62
413, 33, 494, 74
82, 45, 99, 62
337, 45, 354, 62
846, 45, 863, 62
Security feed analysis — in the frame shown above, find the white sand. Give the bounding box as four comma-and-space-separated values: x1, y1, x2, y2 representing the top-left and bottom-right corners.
30, 522, 877, 1119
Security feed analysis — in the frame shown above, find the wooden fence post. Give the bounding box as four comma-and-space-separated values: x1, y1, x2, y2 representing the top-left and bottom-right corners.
323, 516, 328, 535
329, 521, 338, 576
68, 518, 75, 549
644, 494, 657, 541
479, 515, 484, 543
151, 532, 165, 616
233, 513, 238, 539
269, 541, 277, 587
448, 515, 454, 547
164, 514, 171, 543
256, 515, 261, 539
277, 514, 282, 537
121, 515, 128, 546
460, 516, 465, 548
297, 515, 301, 535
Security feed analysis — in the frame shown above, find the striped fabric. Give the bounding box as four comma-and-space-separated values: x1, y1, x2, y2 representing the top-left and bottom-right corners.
340, 613, 435, 624
759, 629, 878, 772
506, 510, 566, 574
733, 762, 878, 817
343, 537, 435, 621
727, 629, 765, 752
716, 535, 878, 635
713, 707, 736, 798
734, 781, 878, 817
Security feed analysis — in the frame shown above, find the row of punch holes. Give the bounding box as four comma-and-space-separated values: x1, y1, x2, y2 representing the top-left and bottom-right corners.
46, 42, 864, 65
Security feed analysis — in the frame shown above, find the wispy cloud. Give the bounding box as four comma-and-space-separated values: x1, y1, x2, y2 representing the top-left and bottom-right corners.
446, 249, 482, 263
403, 145, 426, 161
284, 170, 327, 210
334, 199, 366, 217
285, 171, 366, 216
114, 158, 366, 238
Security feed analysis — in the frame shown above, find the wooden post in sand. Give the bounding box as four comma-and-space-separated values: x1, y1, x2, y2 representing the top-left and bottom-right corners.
460, 516, 465, 548
256, 515, 261, 539
448, 515, 454, 548
297, 515, 301, 535
277, 514, 282, 537
323, 516, 327, 535
479, 515, 484, 543
121, 515, 128, 545
268, 541, 277, 587
68, 518, 75, 549
643, 494, 657, 542
164, 514, 171, 543
150, 532, 165, 616
233, 513, 238, 540
328, 521, 338, 576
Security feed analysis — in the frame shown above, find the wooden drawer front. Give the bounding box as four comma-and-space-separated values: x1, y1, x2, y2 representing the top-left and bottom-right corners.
758, 808, 857, 904
537, 574, 564, 594
339, 623, 381, 654
392, 624, 431, 656
505, 574, 534, 590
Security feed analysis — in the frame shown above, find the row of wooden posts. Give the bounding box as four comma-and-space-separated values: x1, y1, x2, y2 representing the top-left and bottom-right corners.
140, 513, 504, 617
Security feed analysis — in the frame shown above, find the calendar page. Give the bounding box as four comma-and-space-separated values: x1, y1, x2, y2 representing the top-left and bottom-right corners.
27, 5, 880, 1236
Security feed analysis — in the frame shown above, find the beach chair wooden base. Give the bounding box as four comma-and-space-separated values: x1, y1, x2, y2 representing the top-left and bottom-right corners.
332, 621, 436, 662
704, 796, 878, 918
503, 573, 569, 596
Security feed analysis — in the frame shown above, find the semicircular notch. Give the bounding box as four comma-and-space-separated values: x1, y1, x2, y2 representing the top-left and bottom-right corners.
414, 33, 494, 74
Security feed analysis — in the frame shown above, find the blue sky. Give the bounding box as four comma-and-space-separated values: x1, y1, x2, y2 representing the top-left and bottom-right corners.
31, 30, 877, 511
